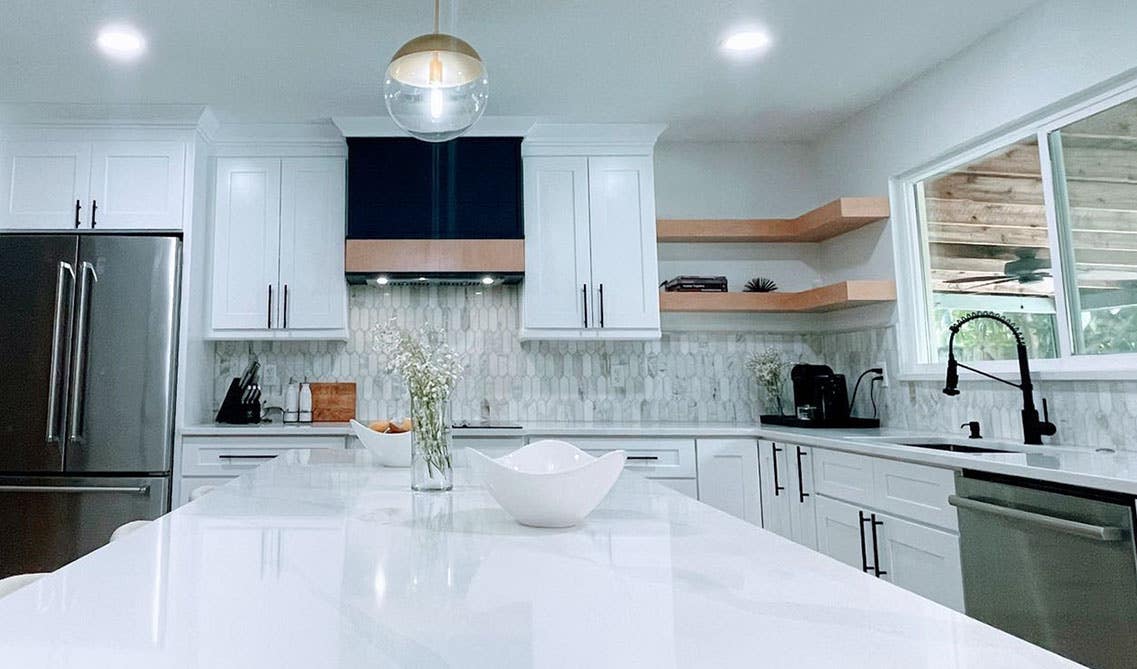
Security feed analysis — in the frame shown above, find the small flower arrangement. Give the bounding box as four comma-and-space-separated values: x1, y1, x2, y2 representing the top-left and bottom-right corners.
746, 348, 788, 415
377, 319, 464, 488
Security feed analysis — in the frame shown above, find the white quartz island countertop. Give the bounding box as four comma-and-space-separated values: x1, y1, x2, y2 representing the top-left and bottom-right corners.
0, 450, 1082, 668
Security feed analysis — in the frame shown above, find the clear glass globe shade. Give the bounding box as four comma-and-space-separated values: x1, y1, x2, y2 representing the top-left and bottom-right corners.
384, 36, 489, 143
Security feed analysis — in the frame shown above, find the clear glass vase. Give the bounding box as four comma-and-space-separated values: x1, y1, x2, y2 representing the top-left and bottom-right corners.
410, 394, 453, 491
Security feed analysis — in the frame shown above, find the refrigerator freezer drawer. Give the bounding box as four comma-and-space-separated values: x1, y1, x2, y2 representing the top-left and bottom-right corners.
0, 475, 169, 578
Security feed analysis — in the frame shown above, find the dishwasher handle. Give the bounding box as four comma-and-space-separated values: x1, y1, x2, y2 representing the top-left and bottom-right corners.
949, 494, 1126, 542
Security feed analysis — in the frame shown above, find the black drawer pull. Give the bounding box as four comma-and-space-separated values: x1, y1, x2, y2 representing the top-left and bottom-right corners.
626, 455, 660, 462
218, 454, 277, 460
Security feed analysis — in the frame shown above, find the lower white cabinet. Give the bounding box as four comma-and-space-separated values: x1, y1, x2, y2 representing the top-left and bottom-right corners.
177, 433, 347, 507
758, 440, 817, 548
526, 434, 697, 498
695, 439, 761, 524
814, 494, 963, 610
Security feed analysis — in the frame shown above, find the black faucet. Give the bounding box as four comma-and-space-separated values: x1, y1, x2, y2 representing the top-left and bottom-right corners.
942, 311, 1056, 445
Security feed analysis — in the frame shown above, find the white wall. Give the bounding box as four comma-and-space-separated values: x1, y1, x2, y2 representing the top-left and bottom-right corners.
815, 0, 1137, 284
653, 141, 826, 301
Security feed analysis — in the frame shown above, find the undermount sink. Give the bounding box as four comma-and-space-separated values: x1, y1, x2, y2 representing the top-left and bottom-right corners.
895, 442, 1021, 454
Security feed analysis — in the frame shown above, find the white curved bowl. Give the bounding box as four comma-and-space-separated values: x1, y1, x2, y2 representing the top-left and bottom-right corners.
350, 419, 412, 467
468, 440, 625, 528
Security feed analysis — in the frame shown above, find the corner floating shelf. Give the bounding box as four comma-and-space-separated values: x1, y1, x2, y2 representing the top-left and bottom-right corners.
659, 280, 897, 313
657, 197, 890, 243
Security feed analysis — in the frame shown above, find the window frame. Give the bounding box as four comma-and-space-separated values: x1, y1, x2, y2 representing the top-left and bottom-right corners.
893, 75, 1137, 381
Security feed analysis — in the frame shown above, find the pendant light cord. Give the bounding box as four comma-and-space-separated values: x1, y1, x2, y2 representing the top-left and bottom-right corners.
433, 0, 440, 33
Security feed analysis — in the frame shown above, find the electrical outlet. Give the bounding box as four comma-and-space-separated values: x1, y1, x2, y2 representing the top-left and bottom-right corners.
261, 363, 279, 386
876, 361, 888, 387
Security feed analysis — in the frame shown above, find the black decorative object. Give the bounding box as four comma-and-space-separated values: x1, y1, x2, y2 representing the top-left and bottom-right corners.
744, 277, 778, 293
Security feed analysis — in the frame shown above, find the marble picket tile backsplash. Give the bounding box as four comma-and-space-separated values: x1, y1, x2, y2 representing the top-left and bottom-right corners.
214, 285, 1137, 450
214, 285, 818, 423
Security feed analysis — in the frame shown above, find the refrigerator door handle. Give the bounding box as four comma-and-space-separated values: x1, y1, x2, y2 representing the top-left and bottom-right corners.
66, 261, 97, 448
0, 484, 150, 495
46, 261, 75, 445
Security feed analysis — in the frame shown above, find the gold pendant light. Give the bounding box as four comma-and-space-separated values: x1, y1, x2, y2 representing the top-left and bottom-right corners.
384, 0, 489, 142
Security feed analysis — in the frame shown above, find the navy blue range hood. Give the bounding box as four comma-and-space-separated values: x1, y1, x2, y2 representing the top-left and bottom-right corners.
345, 137, 524, 284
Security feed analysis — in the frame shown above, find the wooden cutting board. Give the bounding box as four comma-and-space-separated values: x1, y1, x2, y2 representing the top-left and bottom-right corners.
309, 382, 357, 422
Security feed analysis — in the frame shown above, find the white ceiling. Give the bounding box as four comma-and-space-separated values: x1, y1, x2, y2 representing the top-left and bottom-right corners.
0, 0, 1040, 141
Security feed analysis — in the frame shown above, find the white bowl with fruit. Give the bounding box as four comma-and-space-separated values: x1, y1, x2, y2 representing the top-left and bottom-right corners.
350, 418, 413, 467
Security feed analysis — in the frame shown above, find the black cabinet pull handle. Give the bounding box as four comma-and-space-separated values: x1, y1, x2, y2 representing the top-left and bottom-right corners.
795, 447, 810, 504
599, 283, 605, 327
859, 511, 871, 573
218, 454, 277, 460
283, 284, 289, 329
626, 455, 659, 462
74, 199, 82, 228
582, 283, 589, 328
90, 199, 97, 229
771, 444, 785, 496
267, 285, 273, 329
871, 514, 887, 577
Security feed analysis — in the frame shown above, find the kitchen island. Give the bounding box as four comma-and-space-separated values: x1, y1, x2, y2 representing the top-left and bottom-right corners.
0, 449, 1079, 668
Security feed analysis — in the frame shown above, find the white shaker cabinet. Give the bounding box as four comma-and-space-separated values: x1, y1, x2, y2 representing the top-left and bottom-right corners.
758, 440, 793, 538
696, 438, 761, 524
520, 127, 662, 341
586, 156, 660, 334
758, 440, 817, 548
0, 139, 186, 231
209, 156, 347, 340
520, 157, 592, 334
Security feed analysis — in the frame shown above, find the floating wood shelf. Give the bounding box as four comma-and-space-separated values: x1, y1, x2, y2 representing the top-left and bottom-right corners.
659, 280, 896, 313
657, 197, 890, 243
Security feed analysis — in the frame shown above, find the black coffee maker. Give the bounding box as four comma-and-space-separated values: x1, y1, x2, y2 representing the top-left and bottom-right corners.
790, 364, 850, 424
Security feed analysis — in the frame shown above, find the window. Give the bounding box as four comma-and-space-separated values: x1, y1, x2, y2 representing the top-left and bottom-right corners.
1051, 98, 1137, 355
916, 137, 1059, 362
904, 83, 1137, 373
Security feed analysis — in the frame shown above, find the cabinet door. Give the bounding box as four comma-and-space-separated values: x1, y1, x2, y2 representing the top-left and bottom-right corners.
874, 512, 964, 610
586, 156, 659, 335
696, 438, 760, 524
521, 156, 593, 336
813, 495, 869, 572
0, 141, 91, 230
278, 158, 347, 333
88, 141, 186, 230
788, 445, 819, 549
210, 158, 282, 332
757, 440, 792, 539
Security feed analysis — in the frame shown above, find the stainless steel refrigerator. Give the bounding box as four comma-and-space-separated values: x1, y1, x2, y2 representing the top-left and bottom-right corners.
0, 234, 180, 577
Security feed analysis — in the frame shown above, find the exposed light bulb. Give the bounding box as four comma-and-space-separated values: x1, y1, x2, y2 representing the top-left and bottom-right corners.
430, 87, 444, 120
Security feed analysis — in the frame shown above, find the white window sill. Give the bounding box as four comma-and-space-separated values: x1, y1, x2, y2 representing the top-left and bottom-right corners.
900, 358, 1137, 383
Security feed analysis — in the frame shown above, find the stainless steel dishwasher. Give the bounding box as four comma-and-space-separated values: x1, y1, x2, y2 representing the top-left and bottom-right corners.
950, 472, 1137, 669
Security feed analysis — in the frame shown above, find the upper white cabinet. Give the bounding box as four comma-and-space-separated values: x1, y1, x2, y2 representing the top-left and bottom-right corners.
209, 156, 347, 340
696, 438, 761, 524
520, 125, 663, 340
0, 139, 186, 231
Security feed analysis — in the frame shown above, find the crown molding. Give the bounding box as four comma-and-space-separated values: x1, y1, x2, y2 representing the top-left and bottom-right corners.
333, 115, 538, 138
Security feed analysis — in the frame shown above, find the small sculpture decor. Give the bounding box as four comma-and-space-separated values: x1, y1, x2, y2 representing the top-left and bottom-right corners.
744, 277, 778, 293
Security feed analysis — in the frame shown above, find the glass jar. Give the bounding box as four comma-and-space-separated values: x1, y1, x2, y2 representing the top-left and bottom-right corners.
410, 394, 453, 491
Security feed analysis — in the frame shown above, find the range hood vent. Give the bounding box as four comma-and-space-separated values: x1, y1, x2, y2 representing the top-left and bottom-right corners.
345, 137, 524, 282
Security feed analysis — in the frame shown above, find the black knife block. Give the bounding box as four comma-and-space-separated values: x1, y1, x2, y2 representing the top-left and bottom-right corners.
215, 378, 261, 424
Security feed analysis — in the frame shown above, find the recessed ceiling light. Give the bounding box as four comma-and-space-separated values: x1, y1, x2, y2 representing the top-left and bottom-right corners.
96, 25, 146, 60
374, 276, 389, 286
721, 30, 771, 54
481, 276, 494, 285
